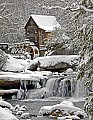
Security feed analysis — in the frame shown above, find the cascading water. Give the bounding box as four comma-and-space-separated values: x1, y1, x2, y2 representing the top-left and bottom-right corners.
75, 79, 87, 98
44, 72, 77, 98
41, 70, 87, 98
19, 69, 87, 99
45, 77, 62, 97
57, 78, 72, 97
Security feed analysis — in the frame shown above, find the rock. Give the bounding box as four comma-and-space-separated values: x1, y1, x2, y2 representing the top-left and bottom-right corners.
50, 109, 69, 117
20, 112, 30, 119
66, 68, 73, 73
39, 61, 71, 72
38, 55, 79, 72
27, 59, 38, 71
16, 110, 23, 115
74, 110, 87, 119
19, 105, 28, 111
57, 115, 80, 120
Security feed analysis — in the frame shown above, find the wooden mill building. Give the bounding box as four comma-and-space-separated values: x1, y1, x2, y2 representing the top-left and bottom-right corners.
24, 14, 61, 55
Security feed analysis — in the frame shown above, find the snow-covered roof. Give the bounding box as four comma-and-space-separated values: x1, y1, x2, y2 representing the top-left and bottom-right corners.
25, 14, 61, 32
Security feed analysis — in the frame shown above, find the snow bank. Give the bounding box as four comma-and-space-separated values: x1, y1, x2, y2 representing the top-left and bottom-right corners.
0, 107, 18, 120
0, 100, 13, 108
0, 71, 50, 83
16, 58, 31, 68
0, 73, 40, 81
2, 54, 25, 72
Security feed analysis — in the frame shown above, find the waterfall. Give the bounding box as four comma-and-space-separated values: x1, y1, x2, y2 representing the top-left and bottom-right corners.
57, 79, 71, 97
57, 78, 76, 97
44, 77, 62, 97
75, 79, 87, 98
25, 70, 87, 99
44, 71, 87, 98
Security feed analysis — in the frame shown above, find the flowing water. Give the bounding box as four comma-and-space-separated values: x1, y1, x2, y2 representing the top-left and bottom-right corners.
7, 71, 89, 120
8, 98, 88, 120
8, 99, 60, 120
26, 72, 87, 99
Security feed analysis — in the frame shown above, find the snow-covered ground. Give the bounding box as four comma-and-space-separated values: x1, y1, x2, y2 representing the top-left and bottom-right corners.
0, 100, 18, 120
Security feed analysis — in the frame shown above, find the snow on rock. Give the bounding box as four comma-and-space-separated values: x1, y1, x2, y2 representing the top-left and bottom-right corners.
19, 105, 27, 111
0, 73, 43, 81
27, 55, 79, 71
60, 101, 74, 106
0, 100, 13, 109
2, 54, 25, 72
0, 107, 18, 120
13, 104, 28, 113
66, 68, 73, 73
38, 55, 79, 70
38, 55, 79, 67
57, 115, 80, 120
74, 110, 88, 118
16, 110, 23, 115
14, 104, 20, 111
39, 100, 83, 116
16, 58, 31, 69
20, 112, 30, 119
25, 70, 52, 78
0, 89, 19, 94
27, 58, 38, 71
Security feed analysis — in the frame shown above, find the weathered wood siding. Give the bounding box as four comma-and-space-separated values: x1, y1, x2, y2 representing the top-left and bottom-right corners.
25, 17, 39, 46
38, 28, 45, 45
45, 32, 52, 40
25, 17, 46, 48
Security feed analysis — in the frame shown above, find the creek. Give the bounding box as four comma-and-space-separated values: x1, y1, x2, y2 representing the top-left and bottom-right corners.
8, 99, 88, 120
7, 69, 90, 120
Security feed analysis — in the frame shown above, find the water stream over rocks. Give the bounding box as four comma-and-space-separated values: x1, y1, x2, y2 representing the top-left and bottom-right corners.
12, 69, 88, 120
8, 99, 88, 120
25, 70, 87, 99
6, 69, 89, 120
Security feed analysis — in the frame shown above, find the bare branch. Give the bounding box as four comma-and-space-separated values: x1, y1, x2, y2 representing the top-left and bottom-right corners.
80, 5, 93, 12
90, 0, 93, 4
0, 4, 6, 13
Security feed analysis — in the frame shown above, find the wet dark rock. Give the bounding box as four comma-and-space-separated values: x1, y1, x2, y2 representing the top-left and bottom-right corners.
27, 62, 38, 71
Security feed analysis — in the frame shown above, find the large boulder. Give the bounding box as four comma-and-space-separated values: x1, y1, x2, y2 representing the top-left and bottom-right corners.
27, 58, 38, 71
38, 55, 79, 72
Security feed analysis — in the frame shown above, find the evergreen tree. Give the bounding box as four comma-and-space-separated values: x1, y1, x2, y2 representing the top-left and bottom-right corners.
71, 0, 93, 119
